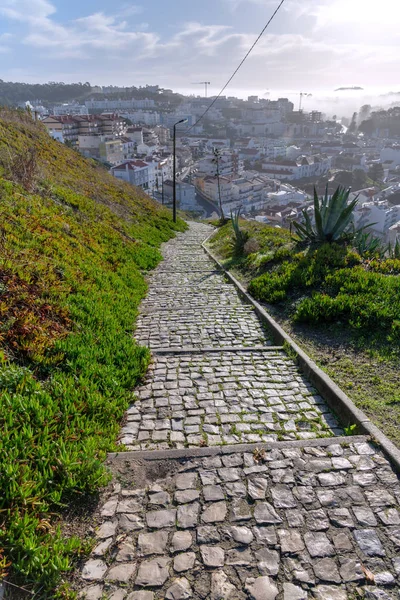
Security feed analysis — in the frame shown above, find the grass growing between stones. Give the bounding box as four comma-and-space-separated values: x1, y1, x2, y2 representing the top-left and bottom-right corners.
208, 220, 400, 448
0, 108, 186, 596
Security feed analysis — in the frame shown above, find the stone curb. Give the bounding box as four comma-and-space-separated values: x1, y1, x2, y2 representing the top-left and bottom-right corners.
108, 435, 369, 462
152, 345, 283, 355
202, 236, 400, 474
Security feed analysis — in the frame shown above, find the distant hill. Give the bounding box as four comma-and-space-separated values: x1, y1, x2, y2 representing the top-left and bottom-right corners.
0, 107, 185, 594
0, 80, 93, 105
0, 79, 184, 107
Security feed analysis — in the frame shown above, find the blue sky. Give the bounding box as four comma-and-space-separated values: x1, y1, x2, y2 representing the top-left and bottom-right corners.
0, 0, 398, 95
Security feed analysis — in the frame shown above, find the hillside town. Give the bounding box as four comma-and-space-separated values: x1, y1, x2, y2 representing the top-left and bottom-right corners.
25, 87, 400, 245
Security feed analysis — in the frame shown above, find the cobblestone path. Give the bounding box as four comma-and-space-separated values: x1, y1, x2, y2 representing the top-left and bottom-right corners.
79, 223, 400, 599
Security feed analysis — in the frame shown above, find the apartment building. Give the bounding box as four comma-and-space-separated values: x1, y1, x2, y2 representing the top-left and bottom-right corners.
42, 114, 126, 146
111, 160, 149, 190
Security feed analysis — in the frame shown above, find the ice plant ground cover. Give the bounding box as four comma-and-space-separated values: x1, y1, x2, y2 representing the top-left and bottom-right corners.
0, 108, 186, 595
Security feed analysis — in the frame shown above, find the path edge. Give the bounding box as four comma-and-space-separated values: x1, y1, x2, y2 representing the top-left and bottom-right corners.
202, 234, 400, 473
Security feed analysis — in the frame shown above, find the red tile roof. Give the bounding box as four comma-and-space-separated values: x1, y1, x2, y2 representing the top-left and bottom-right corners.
113, 160, 149, 171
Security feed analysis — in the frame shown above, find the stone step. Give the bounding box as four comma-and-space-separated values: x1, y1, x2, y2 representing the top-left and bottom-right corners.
119, 349, 341, 451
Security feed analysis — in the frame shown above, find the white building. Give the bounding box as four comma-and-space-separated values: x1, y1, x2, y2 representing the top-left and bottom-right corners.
121, 111, 160, 126
354, 202, 400, 241
388, 221, 400, 246
380, 145, 400, 167
286, 145, 302, 160
86, 98, 155, 110
262, 155, 331, 181
266, 187, 307, 206
263, 139, 287, 160
137, 142, 159, 155
126, 127, 143, 145
198, 176, 233, 211
197, 150, 242, 178
111, 160, 149, 190
163, 181, 196, 210
53, 104, 88, 116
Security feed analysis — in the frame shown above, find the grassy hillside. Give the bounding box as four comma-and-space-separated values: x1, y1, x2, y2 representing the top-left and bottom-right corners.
208, 221, 400, 445
0, 108, 186, 596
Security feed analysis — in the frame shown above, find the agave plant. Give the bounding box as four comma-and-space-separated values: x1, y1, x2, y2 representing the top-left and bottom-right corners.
388, 239, 400, 259
353, 230, 386, 257
231, 207, 249, 255
292, 185, 364, 245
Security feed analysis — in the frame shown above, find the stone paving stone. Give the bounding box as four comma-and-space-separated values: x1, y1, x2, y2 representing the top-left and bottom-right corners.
78, 439, 400, 598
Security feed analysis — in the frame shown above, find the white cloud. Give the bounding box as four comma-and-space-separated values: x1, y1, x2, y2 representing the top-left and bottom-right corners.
308, 0, 399, 27
171, 22, 244, 56
0, 0, 55, 20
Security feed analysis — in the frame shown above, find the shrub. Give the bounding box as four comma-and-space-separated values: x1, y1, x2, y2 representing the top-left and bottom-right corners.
0, 146, 40, 192
249, 244, 361, 305
243, 238, 260, 256
295, 267, 400, 336
366, 258, 400, 275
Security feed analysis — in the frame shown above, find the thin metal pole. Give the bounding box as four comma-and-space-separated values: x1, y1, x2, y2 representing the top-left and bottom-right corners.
173, 124, 177, 222
162, 173, 164, 205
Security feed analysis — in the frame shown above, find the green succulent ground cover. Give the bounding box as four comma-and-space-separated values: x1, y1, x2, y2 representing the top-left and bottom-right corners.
208, 220, 400, 446
0, 109, 186, 596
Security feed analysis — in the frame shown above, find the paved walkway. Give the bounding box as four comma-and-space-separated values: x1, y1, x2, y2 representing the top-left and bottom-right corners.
78, 223, 400, 600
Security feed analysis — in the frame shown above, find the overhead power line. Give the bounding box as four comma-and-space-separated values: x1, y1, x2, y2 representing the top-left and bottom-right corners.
184, 0, 286, 134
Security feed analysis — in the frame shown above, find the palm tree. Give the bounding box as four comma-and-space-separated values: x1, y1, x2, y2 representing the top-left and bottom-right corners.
212, 148, 224, 220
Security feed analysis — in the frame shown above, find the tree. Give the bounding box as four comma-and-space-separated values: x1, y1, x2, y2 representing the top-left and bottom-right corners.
359, 119, 375, 136
348, 112, 358, 134
243, 159, 251, 170
334, 171, 353, 188
368, 163, 384, 183
359, 104, 371, 121
352, 168, 368, 190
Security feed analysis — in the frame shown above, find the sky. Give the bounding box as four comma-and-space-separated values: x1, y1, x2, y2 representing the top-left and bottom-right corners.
0, 0, 399, 100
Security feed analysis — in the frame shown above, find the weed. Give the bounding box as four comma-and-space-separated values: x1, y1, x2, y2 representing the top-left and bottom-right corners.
343, 424, 358, 436
283, 340, 297, 361
253, 447, 266, 463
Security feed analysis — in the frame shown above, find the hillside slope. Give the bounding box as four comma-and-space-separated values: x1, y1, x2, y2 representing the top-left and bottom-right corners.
0, 108, 186, 595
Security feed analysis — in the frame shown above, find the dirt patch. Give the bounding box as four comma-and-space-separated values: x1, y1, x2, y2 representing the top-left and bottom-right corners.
105, 456, 189, 490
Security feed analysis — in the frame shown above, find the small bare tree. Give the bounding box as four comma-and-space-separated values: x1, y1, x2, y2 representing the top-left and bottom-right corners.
0, 146, 39, 192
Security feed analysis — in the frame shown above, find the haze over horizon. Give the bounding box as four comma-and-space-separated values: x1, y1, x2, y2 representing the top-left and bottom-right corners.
0, 0, 399, 99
